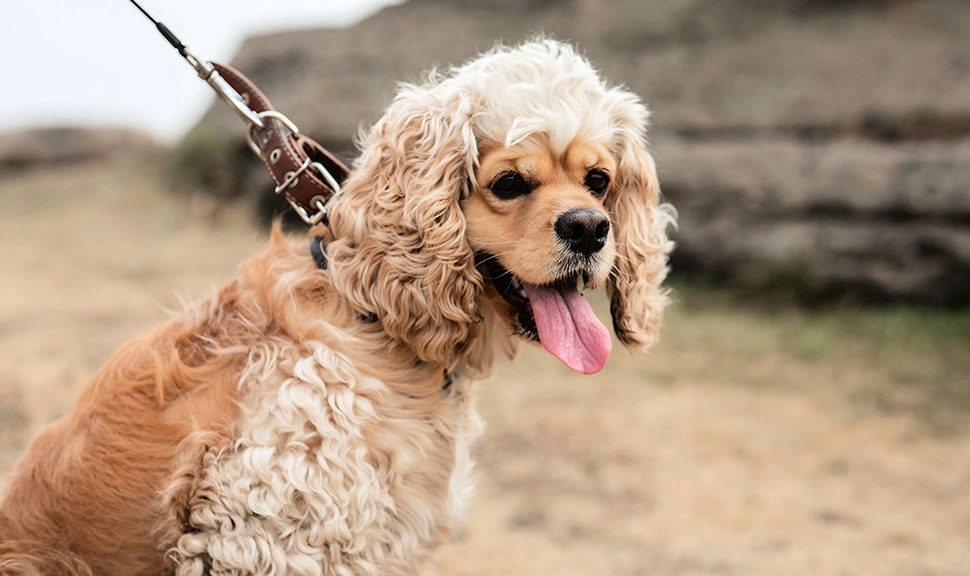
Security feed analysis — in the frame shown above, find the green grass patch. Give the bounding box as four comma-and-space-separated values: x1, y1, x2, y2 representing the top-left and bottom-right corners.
663, 280, 970, 432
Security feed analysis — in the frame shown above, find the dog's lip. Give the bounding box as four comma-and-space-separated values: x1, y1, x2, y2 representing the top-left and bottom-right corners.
476, 252, 591, 341
479, 256, 524, 304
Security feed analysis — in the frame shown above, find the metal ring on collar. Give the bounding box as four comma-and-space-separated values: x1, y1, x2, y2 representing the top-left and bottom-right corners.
246, 110, 302, 157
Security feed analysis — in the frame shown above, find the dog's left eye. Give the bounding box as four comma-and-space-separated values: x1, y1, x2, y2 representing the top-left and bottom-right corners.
585, 170, 610, 196
490, 172, 532, 199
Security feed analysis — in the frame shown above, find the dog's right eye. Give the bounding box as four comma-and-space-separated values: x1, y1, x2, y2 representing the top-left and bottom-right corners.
490, 172, 531, 199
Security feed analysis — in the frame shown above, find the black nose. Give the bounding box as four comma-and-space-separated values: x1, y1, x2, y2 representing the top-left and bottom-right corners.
554, 209, 610, 257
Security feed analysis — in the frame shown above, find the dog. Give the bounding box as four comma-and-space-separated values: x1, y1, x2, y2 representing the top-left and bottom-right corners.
0, 39, 673, 576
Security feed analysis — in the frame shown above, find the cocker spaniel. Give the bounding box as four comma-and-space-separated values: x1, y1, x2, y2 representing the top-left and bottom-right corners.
0, 39, 673, 576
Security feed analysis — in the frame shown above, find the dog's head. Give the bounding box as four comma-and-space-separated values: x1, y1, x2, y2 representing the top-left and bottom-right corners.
326, 40, 674, 373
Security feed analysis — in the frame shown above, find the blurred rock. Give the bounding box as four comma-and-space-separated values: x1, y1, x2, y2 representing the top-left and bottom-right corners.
183, 0, 970, 305
660, 138, 970, 305
0, 127, 161, 176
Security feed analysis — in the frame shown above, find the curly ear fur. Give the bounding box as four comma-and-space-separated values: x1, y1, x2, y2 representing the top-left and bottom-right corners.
326, 79, 483, 365
604, 96, 676, 353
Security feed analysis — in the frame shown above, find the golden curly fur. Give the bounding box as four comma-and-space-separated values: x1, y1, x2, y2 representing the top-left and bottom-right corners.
0, 40, 673, 575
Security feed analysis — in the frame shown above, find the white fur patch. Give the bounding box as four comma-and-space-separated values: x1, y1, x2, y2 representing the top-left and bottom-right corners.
170, 341, 480, 576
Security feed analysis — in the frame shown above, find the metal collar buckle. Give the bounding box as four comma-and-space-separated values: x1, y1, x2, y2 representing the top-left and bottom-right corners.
275, 156, 313, 195
276, 157, 340, 225
289, 162, 343, 226
245, 111, 343, 225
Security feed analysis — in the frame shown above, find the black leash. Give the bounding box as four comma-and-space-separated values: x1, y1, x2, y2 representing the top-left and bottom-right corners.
129, 0, 187, 55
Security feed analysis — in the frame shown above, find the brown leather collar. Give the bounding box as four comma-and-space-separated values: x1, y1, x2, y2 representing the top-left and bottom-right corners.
211, 63, 350, 225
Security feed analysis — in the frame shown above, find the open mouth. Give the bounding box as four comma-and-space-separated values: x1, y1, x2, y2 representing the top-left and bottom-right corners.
478, 253, 541, 340
477, 252, 612, 375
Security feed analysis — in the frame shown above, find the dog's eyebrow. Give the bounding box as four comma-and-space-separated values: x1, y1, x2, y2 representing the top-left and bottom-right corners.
581, 154, 613, 169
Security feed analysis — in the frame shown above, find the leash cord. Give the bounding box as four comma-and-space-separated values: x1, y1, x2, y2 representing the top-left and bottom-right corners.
128, 0, 187, 56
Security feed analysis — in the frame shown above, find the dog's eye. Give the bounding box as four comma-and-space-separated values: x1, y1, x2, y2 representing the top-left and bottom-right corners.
585, 170, 610, 196
490, 172, 531, 199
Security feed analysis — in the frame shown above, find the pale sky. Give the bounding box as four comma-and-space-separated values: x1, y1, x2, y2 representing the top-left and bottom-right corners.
0, 0, 401, 143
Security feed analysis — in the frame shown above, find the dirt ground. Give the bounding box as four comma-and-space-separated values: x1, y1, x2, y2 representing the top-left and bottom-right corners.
1, 157, 968, 576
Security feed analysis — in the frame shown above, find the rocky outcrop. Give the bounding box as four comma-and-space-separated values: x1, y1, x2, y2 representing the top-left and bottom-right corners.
0, 128, 160, 176
183, 0, 970, 305
661, 137, 970, 304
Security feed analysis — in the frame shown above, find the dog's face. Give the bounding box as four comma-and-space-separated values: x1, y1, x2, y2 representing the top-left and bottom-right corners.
462, 137, 618, 374
328, 40, 672, 373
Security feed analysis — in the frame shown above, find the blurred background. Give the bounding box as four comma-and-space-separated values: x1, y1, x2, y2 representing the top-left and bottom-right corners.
1, 1, 969, 574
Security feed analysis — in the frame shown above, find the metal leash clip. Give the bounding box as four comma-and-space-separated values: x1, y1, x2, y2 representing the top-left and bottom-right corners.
185, 48, 265, 130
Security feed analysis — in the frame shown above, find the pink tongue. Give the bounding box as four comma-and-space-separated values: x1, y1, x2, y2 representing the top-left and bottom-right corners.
521, 282, 612, 374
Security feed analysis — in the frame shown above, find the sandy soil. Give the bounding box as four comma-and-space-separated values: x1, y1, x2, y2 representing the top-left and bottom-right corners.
1, 158, 968, 575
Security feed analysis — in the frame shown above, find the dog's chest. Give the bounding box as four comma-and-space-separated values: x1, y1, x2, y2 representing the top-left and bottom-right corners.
174, 343, 481, 575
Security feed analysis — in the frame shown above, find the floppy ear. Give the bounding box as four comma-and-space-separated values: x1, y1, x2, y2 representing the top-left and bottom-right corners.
604, 99, 676, 353
326, 81, 483, 365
